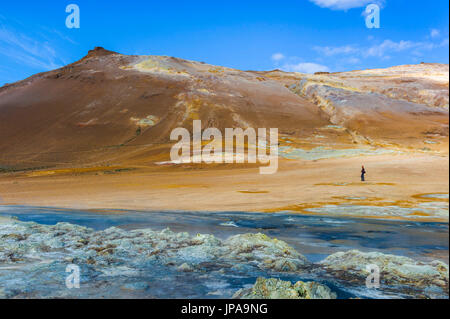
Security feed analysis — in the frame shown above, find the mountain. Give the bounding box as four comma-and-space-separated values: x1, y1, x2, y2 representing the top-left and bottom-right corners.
0, 47, 448, 171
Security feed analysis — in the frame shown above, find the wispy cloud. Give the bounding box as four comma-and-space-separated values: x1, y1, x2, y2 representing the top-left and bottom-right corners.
365, 40, 421, 57
270, 52, 329, 73
0, 28, 62, 70
281, 62, 330, 73
271, 53, 285, 62
40, 26, 78, 45
440, 38, 449, 47
430, 29, 440, 39
314, 45, 358, 56
309, 0, 383, 10
0, 17, 75, 72
314, 38, 449, 60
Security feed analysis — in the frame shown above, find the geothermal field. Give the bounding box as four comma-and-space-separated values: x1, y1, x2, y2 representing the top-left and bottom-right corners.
0, 48, 448, 299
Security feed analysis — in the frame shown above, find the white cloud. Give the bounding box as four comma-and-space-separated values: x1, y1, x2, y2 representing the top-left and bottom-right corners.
343, 57, 361, 64
364, 40, 417, 57
271, 53, 285, 61
270, 52, 329, 73
313, 38, 448, 60
281, 62, 330, 74
0, 17, 72, 72
314, 45, 358, 56
41, 26, 78, 45
430, 29, 440, 38
309, 0, 383, 10
0, 28, 61, 70
364, 39, 449, 57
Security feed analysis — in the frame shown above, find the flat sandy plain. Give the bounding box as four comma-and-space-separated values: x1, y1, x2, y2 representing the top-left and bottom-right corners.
1, 153, 448, 222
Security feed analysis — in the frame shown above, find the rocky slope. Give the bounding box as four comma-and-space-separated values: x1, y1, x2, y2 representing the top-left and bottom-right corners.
263, 64, 449, 152
0, 48, 448, 171
0, 47, 327, 170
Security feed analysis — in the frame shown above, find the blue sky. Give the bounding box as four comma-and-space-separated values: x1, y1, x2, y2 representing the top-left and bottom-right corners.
0, 0, 448, 85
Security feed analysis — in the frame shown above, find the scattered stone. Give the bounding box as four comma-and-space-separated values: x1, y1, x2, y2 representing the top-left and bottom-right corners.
177, 263, 194, 272
223, 233, 309, 271
0, 219, 448, 299
233, 277, 337, 299
320, 250, 449, 292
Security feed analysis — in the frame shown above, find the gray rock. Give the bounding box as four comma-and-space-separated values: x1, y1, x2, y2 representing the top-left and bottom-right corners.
177, 263, 194, 272
233, 277, 337, 299
320, 250, 449, 290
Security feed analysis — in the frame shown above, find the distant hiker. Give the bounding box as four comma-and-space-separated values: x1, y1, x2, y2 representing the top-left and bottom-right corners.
361, 166, 366, 182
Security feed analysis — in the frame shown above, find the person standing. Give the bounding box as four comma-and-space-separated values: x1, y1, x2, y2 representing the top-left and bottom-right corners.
361, 165, 366, 182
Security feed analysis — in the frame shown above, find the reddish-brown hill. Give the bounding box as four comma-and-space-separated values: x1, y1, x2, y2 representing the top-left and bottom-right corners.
0, 48, 448, 170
